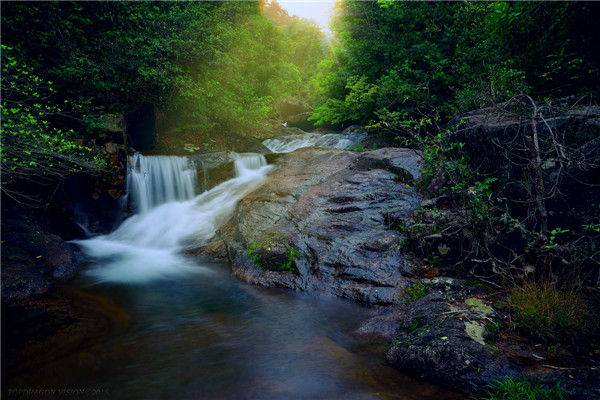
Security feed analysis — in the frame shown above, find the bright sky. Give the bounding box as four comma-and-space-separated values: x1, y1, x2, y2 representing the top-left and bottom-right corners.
278, 0, 337, 34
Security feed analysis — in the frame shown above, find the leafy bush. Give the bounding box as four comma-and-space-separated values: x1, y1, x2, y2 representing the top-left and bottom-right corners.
482, 376, 569, 400
508, 282, 590, 342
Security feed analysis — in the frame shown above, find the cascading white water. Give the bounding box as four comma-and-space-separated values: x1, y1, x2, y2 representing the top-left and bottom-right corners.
73, 154, 272, 284
262, 132, 367, 153
128, 153, 197, 213
230, 152, 267, 177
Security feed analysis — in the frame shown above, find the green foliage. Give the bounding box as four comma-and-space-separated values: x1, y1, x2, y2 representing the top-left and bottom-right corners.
247, 241, 265, 270
1, 1, 327, 142
508, 282, 590, 342
402, 281, 426, 305
1, 45, 105, 204
349, 143, 365, 152
481, 376, 570, 400
311, 1, 600, 128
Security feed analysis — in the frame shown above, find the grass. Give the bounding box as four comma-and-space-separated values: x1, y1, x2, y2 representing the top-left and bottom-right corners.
481, 376, 569, 400
507, 282, 589, 342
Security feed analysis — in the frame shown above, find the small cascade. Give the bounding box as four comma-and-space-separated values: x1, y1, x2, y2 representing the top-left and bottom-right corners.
127, 153, 197, 213
263, 132, 366, 154
231, 152, 267, 177
73, 151, 272, 284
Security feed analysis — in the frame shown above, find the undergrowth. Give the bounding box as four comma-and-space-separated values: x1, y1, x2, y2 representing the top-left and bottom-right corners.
401, 281, 427, 305
507, 282, 590, 342
481, 376, 570, 400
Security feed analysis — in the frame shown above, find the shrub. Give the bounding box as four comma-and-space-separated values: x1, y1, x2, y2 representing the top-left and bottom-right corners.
507, 282, 590, 342
482, 376, 569, 400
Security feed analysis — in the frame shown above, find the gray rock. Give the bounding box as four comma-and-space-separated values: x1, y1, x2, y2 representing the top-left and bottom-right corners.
386, 278, 516, 392
215, 147, 423, 305
354, 307, 406, 342
277, 97, 313, 120
1, 217, 79, 304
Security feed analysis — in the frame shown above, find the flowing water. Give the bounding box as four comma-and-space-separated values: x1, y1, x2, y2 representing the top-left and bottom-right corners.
127, 152, 198, 214
262, 132, 367, 153
74, 153, 270, 284
9, 152, 460, 399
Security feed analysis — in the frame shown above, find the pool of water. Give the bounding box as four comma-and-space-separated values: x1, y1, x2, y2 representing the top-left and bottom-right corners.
6, 256, 460, 400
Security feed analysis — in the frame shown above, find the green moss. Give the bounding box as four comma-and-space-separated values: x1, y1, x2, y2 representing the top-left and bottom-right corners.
246, 232, 299, 272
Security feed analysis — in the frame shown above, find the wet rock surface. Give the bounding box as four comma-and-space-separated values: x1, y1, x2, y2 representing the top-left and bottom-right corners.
385, 278, 512, 391
1, 211, 80, 304
217, 147, 423, 305
210, 145, 599, 397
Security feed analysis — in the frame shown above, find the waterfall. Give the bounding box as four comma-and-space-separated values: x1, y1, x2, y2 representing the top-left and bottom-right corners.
73, 153, 272, 284
231, 152, 267, 177
262, 132, 366, 154
127, 153, 197, 214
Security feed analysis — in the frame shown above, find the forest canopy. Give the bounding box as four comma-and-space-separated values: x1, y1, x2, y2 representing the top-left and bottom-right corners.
0, 0, 327, 201
1, 1, 599, 202
1, 1, 327, 134
310, 1, 600, 128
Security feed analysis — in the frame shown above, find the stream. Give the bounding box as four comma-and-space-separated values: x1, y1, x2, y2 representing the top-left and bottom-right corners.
8, 135, 460, 399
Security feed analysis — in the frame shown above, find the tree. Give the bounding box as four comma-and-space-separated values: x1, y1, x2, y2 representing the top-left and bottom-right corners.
310, 1, 600, 129
1, 45, 105, 205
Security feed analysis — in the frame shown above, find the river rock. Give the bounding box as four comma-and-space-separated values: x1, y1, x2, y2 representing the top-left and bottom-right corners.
1, 211, 80, 305
353, 307, 406, 342
217, 147, 423, 305
385, 278, 515, 392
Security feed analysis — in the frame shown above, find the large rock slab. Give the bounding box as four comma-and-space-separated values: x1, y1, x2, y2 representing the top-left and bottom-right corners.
217, 148, 423, 305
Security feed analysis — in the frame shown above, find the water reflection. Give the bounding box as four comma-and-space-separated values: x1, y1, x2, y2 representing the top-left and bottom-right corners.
7, 259, 460, 400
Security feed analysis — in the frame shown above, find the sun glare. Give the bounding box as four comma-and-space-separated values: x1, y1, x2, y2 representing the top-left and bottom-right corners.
277, 0, 337, 34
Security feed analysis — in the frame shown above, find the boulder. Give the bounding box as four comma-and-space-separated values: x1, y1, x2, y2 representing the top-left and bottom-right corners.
286, 111, 314, 125
1, 213, 80, 305
215, 147, 424, 305
385, 277, 600, 398
386, 278, 516, 391
277, 98, 316, 130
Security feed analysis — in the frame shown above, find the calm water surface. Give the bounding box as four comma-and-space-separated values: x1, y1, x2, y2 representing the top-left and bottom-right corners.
8, 257, 461, 400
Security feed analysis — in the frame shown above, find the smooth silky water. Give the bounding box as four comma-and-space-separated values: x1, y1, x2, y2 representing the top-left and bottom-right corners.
262, 131, 367, 153
9, 151, 460, 399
